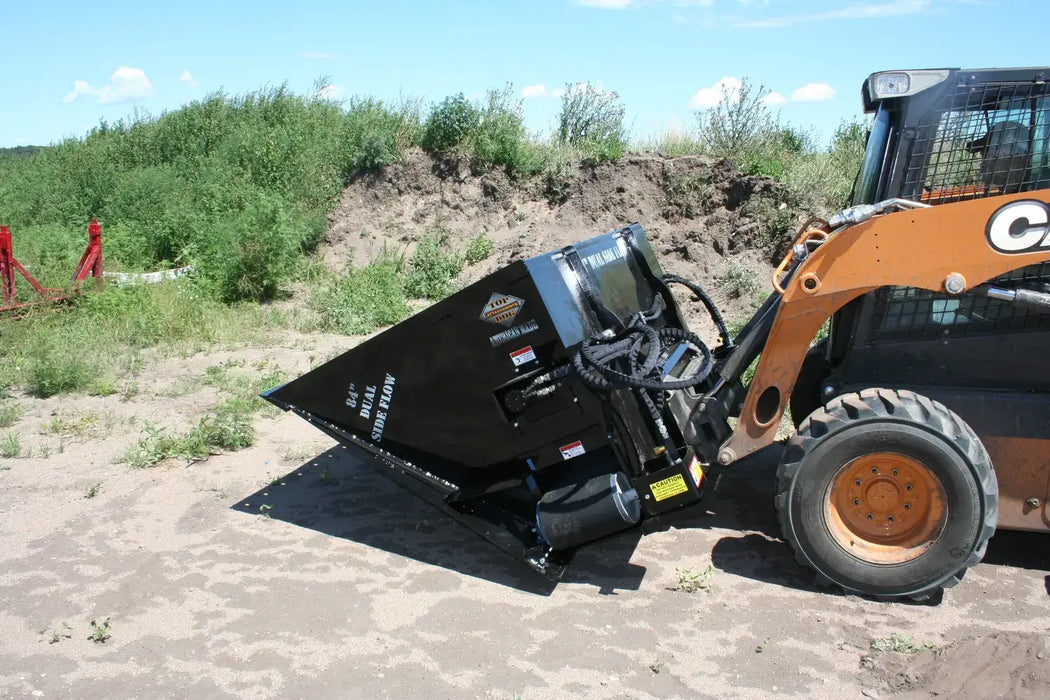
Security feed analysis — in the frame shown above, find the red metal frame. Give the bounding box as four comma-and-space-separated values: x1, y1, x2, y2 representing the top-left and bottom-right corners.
0, 219, 104, 313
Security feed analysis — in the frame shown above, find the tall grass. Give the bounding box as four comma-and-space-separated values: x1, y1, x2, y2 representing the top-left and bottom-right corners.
0, 280, 288, 397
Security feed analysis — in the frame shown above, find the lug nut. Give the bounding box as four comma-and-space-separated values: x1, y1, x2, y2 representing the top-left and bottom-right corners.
853, 498, 861, 506
866, 513, 874, 520
855, 479, 862, 486
892, 468, 899, 476
906, 483, 913, 491
871, 467, 878, 474
904, 503, 911, 510
887, 515, 895, 523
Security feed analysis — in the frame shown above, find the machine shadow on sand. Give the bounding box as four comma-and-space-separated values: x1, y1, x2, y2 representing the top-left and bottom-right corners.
233, 442, 1050, 600
231, 445, 648, 596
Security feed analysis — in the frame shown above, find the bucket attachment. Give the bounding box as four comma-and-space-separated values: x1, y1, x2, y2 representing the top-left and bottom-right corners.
265, 224, 717, 577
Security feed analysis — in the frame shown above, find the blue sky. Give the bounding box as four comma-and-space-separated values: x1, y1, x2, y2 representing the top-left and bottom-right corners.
1, 0, 1043, 148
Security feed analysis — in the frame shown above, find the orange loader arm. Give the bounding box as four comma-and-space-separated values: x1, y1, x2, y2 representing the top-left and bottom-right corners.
718, 189, 1050, 465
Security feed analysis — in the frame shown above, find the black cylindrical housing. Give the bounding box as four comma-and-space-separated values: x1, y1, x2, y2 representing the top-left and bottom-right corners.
536, 472, 641, 550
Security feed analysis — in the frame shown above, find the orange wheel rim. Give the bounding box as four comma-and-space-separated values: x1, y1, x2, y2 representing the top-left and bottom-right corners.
825, 452, 947, 564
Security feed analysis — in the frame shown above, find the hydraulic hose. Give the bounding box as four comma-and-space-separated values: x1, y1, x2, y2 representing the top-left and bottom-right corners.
662, 274, 734, 349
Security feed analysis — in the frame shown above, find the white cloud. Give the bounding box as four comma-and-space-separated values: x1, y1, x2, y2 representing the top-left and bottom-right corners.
179, 70, 199, 88
689, 77, 834, 110
688, 76, 742, 109
735, 0, 929, 28
579, 0, 633, 7
316, 83, 343, 100
521, 84, 567, 99
62, 80, 95, 104
762, 91, 787, 106
302, 51, 341, 59
14, 137, 31, 145
790, 82, 836, 102
98, 67, 154, 104
64, 66, 155, 105
521, 83, 548, 98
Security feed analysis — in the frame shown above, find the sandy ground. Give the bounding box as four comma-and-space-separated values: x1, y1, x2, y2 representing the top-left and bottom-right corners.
0, 337, 1048, 700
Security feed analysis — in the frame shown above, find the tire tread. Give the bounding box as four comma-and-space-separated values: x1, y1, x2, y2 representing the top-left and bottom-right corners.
776, 388, 998, 601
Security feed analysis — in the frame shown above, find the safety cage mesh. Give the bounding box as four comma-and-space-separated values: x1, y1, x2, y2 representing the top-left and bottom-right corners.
872, 79, 1050, 342
902, 80, 1050, 203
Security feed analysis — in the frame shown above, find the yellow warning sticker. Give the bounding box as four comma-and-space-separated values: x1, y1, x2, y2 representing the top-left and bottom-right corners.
651, 474, 688, 502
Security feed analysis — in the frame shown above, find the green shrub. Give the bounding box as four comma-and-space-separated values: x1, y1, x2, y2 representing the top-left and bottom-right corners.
421, 94, 481, 154
556, 83, 627, 162
24, 339, 97, 398
473, 86, 540, 177
405, 234, 463, 299
0, 404, 22, 428
123, 401, 255, 468
342, 97, 421, 173
0, 433, 20, 458
696, 78, 773, 162
464, 233, 495, 264
309, 259, 411, 335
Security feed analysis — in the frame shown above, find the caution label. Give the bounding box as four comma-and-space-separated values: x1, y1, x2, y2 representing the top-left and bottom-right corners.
509, 345, 536, 367
559, 440, 585, 460
480, 293, 525, 326
651, 474, 688, 502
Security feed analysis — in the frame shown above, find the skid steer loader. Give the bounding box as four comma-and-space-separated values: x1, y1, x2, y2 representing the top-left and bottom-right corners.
265, 67, 1050, 601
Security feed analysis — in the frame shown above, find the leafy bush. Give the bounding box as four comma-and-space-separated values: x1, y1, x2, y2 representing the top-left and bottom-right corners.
342, 97, 421, 173
421, 94, 481, 154
556, 83, 627, 161
404, 234, 463, 299
464, 233, 495, 264
473, 86, 541, 177
308, 259, 411, 335
695, 78, 796, 177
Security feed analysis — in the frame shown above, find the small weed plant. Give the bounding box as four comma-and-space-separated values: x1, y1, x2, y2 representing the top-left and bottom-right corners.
0, 433, 21, 459
870, 633, 935, 653
718, 261, 760, 300
463, 233, 495, 265
88, 618, 111, 643
672, 565, 714, 593
0, 403, 23, 428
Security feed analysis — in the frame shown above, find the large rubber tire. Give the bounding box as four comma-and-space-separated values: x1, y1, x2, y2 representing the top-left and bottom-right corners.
776, 388, 998, 601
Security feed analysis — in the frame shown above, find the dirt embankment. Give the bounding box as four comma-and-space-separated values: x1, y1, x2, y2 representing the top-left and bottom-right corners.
324, 149, 802, 324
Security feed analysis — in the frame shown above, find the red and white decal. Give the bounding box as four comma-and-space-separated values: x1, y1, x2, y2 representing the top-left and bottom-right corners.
688, 456, 704, 488
559, 440, 585, 460
509, 345, 537, 367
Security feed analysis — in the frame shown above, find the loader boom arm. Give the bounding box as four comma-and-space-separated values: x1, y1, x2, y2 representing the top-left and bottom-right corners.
718, 189, 1050, 464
